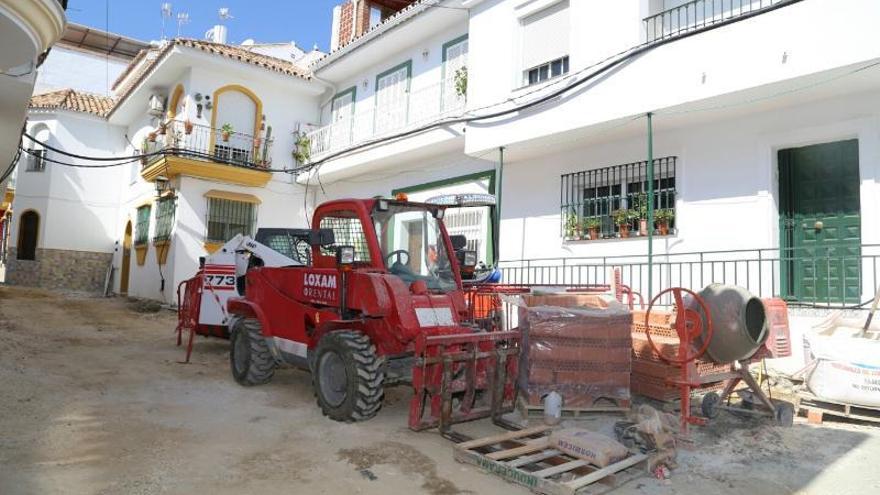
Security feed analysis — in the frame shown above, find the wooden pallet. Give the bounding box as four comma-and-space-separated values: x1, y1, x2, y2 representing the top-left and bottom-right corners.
453, 425, 648, 495
798, 392, 880, 425
517, 397, 629, 420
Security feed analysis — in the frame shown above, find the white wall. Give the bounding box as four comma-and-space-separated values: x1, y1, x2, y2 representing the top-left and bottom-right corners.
465, 0, 880, 154
12, 112, 127, 254
34, 46, 131, 96
495, 89, 880, 300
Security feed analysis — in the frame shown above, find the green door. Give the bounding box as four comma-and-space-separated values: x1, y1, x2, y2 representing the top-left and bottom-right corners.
779, 139, 861, 304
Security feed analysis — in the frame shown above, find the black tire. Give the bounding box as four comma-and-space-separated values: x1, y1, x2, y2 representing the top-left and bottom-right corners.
230, 318, 275, 386
701, 391, 721, 419
312, 330, 384, 422
774, 401, 795, 427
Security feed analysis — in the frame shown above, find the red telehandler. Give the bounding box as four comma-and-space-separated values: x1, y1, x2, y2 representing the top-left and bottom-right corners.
177, 196, 521, 432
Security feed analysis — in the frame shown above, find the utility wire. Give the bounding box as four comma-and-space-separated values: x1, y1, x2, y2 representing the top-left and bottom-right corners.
303, 0, 806, 178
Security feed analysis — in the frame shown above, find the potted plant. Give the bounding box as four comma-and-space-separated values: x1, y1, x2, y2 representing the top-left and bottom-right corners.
563, 211, 580, 240
157, 123, 167, 136
612, 209, 637, 238
583, 217, 601, 240
140, 138, 149, 165
220, 123, 234, 142
655, 208, 674, 235
293, 134, 311, 165
184, 119, 194, 135
454, 66, 468, 99
634, 193, 649, 236
147, 131, 157, 142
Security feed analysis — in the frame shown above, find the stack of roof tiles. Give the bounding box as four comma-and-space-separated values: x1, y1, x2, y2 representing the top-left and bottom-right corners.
630, 309, 728, 402
519, 294, 632, 409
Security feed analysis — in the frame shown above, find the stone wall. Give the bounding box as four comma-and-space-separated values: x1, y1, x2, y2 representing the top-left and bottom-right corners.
6, 248, 113, 293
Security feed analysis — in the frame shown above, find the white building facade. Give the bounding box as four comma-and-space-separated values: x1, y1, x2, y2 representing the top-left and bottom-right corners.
10, 0, 880, 317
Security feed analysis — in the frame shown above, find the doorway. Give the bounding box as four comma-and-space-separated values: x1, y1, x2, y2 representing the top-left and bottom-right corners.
779, 139, 861, 303
121, 221, 132, 294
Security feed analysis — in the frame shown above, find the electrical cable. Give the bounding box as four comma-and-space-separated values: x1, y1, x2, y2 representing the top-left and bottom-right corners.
303, 0, 806, 176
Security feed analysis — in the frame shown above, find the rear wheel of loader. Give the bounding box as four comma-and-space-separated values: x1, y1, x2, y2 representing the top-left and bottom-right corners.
313, 331, 384, 422
230, 318, 275, 386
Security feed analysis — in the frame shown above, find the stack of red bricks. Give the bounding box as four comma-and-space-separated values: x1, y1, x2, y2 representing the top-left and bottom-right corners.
630, 308, 728, 402
519, 294, 632, 409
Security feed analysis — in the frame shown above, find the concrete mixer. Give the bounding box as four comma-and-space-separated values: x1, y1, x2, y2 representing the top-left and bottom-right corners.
643, 284, 794, 434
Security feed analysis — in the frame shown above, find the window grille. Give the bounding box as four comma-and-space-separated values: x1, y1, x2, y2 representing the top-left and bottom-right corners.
319, 214, 370, 262
213, 144, 251, 165
206, 198, 256, 243
27, 149, 46, 172
560, 156, 677, 239
135, 205, 151, 245
153, 196, 176, 241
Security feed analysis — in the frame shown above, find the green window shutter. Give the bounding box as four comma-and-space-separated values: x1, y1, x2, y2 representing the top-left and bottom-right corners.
153, 196, 176, 241
135, 205, 151, 245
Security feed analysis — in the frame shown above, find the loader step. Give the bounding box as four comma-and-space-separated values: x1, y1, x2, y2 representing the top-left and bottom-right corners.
453, 427, 648, 495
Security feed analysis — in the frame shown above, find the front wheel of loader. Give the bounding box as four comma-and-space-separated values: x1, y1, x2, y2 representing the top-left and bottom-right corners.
230, 318, 275, 386
313, 331, 384, 422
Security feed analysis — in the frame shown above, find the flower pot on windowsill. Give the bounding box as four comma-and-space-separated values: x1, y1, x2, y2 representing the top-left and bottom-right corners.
639, 219, 648, 236
184, 120, 194, 135
147, 132, 157, 143
587, 227, 600, 240
221, 131, 231, 142
618, 224, 631, 239
158, 124, 167, 136
657, 220, 670, 236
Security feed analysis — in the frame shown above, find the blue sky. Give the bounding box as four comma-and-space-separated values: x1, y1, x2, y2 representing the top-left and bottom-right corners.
67, 0, 341, 51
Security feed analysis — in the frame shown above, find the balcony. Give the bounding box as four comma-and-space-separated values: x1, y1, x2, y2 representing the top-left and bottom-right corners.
305, 79, 466, 161
644, 0, 794, 43
141, 120, 274, 187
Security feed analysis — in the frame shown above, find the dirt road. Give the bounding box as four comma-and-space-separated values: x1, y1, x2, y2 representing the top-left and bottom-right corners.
0, 286, 878, 494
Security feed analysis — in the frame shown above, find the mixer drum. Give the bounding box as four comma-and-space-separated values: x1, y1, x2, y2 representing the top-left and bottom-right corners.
692, 284, 768, 363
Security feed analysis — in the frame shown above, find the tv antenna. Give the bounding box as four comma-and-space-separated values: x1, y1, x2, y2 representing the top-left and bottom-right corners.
218, 8, 234, 22
176, 12, 190, 37
160, 3, 173, 40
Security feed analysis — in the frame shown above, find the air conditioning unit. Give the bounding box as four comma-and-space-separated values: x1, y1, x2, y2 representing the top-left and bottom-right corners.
148, 94, 166, 117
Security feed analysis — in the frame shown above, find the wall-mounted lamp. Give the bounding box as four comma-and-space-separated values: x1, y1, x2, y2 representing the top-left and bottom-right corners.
422, 48, 429, 60
155, 176, 174, 197
781, 51, 789, 64
362, 79, 369, 90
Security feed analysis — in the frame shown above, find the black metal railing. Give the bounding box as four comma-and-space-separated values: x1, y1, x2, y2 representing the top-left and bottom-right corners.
561, 157, 676, 240
644, 0, 793, 43
499, 244, 880, 309
142, 120, 273, 170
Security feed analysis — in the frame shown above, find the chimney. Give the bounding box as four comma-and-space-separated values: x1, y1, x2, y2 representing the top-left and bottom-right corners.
205, 24, 228, 44
330, 5, 342, 51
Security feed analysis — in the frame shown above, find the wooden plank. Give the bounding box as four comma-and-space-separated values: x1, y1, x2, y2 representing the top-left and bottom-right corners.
531, 459, 589, 478
507, 449, 562, 468
486, 439, 549, 460
456, 425, 552, 450
564, 454, 648, 491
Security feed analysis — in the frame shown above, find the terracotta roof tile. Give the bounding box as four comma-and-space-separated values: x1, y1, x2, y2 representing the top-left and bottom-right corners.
108, 38, 311, 118
30, 89, 116, 117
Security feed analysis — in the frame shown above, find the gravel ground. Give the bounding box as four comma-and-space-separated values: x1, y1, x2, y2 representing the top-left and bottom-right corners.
0, 285, 878, 495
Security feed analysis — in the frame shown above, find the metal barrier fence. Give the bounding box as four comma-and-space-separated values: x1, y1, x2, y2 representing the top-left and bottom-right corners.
644, 0, 792, 43
499, 244, 880, 308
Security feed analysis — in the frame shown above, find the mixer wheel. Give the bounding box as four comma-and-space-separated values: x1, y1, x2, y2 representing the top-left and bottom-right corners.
774, 401, 795, 427
701, 391, 721, 419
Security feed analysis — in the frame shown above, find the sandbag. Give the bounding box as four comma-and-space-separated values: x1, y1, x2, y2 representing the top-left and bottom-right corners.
805, 329, 880, 408
548, 428, 629, 467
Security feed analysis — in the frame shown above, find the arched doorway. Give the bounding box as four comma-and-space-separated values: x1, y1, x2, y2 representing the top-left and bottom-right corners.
120, 221, 132, 294
17, 210, 39, 260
